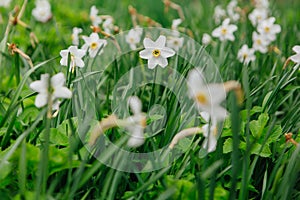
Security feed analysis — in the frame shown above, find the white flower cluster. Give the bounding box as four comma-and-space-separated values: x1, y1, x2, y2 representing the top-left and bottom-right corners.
203, 0, 281, 65
32, 0, 52, 23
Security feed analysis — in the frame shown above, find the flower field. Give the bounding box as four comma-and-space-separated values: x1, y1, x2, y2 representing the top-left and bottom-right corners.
0, 0, 299, 199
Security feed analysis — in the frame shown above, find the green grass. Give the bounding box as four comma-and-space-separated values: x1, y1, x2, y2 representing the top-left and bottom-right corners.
0, 0, 300, 199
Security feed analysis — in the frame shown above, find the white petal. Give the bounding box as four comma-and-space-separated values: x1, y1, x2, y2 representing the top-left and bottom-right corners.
60, 49, 69, 57
160, 47, 175, 58
200, 112, 210, 122
207, 84, 226, 105
210, 106, 227, 121
127, 126, 145, 148
30, 74, 49, 93
35, 93, 48, 108
148, 58, 158, 69
139, 49, 153, 59
154, 35, 167, 48
53, 87, 72, 99
143, 38, 156, 48
292, 45, 300, 53
157, 57, 168, 68
75, 58, 85, 68
51, 72, 65, 87
290, 54, 300, 63
128, 96, 142, 114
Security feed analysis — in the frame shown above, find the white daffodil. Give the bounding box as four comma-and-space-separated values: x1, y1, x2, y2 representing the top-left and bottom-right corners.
0, 0, 11, 7
200, 112, 218, 153
187, 68, 227, 121
32, 0, 52, 23
252, 31, 269, 53
71, 27, 83, 46
212, 18, 238, 42
237, 44, 256, 64
290, 45, 300, 64
257, 17, 281, 42
125, 28, 143, 50
171, 18, 182, 30
82, 33, 107, 58
125, 96, 147, 148
167, 36, 184, 51
248, 8, 268, 27
30, 73, 72, 109
60, 46, 86, 72
213, 5, 226, 24
202, 33, 212, 45
227, 0, 240, 22
253, 0, 269, 9
103, 17, 114, 34
139, 35, 175, 69
90, 5, 102, 27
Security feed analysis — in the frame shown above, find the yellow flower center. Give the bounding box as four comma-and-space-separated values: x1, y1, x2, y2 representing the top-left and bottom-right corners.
91, 42, 98, 50
221, 28, 227, 35
264, 26, 270, 33
256, 39, 262, 45
243, 53, 248, 59
152, 49, 161, 57
196, 92, 208, 105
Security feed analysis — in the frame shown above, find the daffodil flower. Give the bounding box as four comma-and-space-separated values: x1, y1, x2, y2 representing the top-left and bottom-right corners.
252, 31, 269, 53
30, 73, 72, 109
71, 27, 83, 46
125, 96, 147, 148
290, 45, 300, 64
90, 5, 102, 27
82, 33, 107, 58
202, 33, 212, 46
213, 5, 226, 24
125, 28, 143, 50
227, 0, 240, 22
187, 68, 227, 121
237, 44, 256, 64
139, 35, 175, 69
166, 36, 184, 51
32, 0, 52, 23
212, 18, 238, 42
60, 46, 86, 72
248, 8, 268, 27
103, 17, 114, 34
257, 17, 281, 42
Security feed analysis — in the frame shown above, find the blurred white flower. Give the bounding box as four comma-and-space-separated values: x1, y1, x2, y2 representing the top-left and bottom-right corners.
139, 35, 175, 69
200, 112, 218, 153
30, 73, 72, 109
213, 5, 226, 24
82, 33, 107, 58
212, 18, 238, 41
252, 31, 269, 53
202, 33, 212, 45
125, 28, 143, 50
0, 0, 11, 7
248, 8, 268, 26
237, 44, 256, 64
71, 27, 83, 46
171, 18, 182, 30
103, 17, 114, 34
290, 45, 300, 64
187, 68, 227, 121
227, 0, 240, 22
253, 0, 269, 9
60, 46, 86, 71
90, 5, 102, 27
257, 17, 281, 42
167, 36, 184, 51
32, 0, 52, 23
125, 96, 146, 148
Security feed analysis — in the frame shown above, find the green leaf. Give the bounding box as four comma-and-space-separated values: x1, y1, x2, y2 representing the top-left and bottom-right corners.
249, 113, 269, 139
265, 125, 282, 144
39, 128, 69, 146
